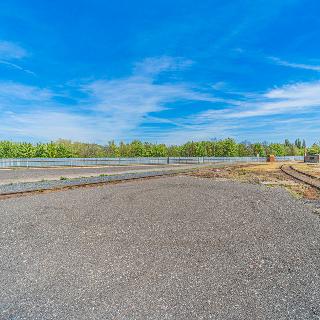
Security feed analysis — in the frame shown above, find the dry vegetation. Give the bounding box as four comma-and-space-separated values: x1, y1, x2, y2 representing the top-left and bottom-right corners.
189, 162, 320, 200
291, 163, 320, 178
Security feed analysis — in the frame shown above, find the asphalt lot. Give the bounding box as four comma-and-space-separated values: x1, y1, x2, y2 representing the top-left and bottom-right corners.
1, 176, 320, 319
0, 164, 190, 185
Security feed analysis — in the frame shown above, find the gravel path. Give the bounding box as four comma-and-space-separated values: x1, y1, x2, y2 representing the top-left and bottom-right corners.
1, 176, 319, 319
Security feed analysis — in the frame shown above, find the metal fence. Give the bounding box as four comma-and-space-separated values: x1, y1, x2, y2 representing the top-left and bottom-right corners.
275, 156, 304, 161
0, 156, 304, 168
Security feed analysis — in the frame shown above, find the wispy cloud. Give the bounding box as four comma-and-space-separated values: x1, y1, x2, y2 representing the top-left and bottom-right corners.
150, 80, 320, 143
0, 60, 35, 76
230, 81, 320, 117
1, 111, 92, 141
133, 56, 193, 75
269, 56, 320, 72
0, 40, 35, 76
0, 41, 27, 60
0, 82, 53, 104
75, 56, 221, 139
0, 57, 221, 142
2, 56, 320, 143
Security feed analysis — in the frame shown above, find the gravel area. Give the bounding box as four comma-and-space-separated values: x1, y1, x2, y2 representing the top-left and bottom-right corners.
0, 164, 190, 185
1, 176, 320, 319
0, 168, 195, 195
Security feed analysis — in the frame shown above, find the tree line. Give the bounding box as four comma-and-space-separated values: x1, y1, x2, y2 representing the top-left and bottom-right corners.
0, 138, 317, 158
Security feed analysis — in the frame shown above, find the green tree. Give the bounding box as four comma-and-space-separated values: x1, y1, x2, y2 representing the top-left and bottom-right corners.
0, 138, 311, 158
294, 138, 302, 149
251, 143, 266, 157
0, 141, 17, 158
308, 143, 320, 155
16, 143, 36, 158
221, 138, 238, 157
35, 143, 49, 157
105, 141, 119, 157
267, 143, 286, 156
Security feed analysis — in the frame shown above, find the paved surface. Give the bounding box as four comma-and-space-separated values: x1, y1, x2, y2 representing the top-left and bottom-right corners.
1, 176, 320, 319
0, 164, 190, 185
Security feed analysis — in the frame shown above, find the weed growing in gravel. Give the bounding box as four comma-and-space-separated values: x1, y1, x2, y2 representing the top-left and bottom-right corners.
237, 168, 247, 175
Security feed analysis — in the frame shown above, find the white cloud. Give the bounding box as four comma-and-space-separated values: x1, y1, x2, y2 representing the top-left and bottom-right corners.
148, 80, 320, 143
2, 55, 320, 144
212, 81, 226, 90
75, 57, 221, 139
0, 82, 53, 104
0, 41, 27, 60
0, 60, 35, 76
1, 111, 88, 141
83, 77, 217, 114
0, 40, 35, 76
178, 81, 320, 121
230, 81, 320, 118
269, 56, 320, 72
0, 57, 222, 142
0, 109, 143, 142
133, 56, 193, 75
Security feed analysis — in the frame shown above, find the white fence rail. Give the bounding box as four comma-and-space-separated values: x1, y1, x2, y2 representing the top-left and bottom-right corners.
0, 156, 304, 168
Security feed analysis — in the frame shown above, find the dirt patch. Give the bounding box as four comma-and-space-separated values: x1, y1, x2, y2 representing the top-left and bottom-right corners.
292, 163, 320, 178
188, 162, 320, 200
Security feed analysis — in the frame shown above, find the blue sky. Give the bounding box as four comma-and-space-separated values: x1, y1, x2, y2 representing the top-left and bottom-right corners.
1, 0, 320, 144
